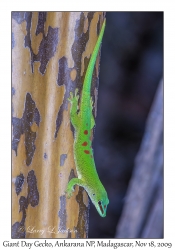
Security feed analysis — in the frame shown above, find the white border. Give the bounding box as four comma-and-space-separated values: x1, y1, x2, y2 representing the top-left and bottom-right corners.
0, 1, 175, 248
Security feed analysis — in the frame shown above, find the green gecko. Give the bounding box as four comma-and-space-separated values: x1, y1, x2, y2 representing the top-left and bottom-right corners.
66, 19, 109, 217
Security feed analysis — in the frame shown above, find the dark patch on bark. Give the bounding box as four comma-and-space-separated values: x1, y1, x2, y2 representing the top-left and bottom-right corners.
97, 17, 101, 36
58, 195, 67, 231
36, 12, 47, 35
23, 12, 34, 71
12, 87, 15, 96
12, 93, 40, 166
68, 169, 76, 182
44, 153, 47, 159
12, 117, 23, 155
60, 154, 67, 166
12, 32, 15, 49
27, 170, 39, 207
19, 196, 28, 212
66, 229, 72, 238
12, 196, 28, 238
57, 56, 72, 86
87, 12, 95, 22
15, 173, 24, 195
33, 26, 59, 74
75, 187, 89, 238
12, 12, 26, 24
33, 108, 40, 126
12, 222, 25, 239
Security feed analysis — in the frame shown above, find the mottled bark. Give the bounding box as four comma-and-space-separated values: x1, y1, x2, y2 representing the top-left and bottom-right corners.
12, 11, 105, 239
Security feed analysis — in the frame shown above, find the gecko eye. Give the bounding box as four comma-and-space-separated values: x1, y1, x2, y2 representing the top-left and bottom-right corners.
93, 193, 95, 196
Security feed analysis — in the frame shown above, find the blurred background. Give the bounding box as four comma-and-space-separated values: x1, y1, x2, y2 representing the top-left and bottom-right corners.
89, 12, 163, 238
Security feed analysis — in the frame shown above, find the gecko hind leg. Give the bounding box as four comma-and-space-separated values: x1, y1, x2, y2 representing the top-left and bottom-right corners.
68, 88, 79, 128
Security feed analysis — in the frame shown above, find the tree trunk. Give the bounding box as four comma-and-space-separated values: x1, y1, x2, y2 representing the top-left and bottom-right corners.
12, 11, 105, 239
116, 80, 163, 238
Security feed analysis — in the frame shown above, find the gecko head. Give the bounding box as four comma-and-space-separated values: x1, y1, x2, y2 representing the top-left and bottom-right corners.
89, 186, 109, 217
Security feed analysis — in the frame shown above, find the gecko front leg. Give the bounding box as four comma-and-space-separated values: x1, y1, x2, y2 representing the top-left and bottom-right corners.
65, 178, 86, 198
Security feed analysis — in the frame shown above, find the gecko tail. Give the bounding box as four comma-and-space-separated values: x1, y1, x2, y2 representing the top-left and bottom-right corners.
82, 18, 106, 93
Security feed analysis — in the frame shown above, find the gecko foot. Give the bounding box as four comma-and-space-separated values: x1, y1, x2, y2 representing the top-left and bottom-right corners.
68, 88, 79, 104
65, 186, 74, 199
